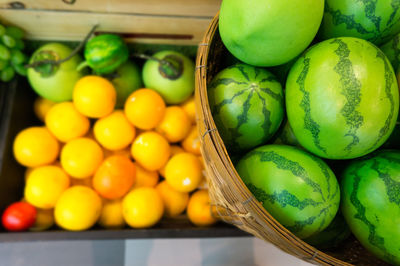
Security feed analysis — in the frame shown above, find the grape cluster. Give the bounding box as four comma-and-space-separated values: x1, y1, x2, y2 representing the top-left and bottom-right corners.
0, 23, 27, 82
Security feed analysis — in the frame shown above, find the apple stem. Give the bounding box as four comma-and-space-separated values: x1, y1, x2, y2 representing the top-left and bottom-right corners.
132, 53, 180, 77
24, 24, 98, 69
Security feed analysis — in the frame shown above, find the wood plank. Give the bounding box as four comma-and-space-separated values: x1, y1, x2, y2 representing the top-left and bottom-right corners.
0, 10, 213, 45
0, 0, 221, 17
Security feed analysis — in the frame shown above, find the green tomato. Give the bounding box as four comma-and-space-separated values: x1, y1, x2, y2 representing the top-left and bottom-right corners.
27, 43, 84, 102
1, 66, 15, 82
142, 50, 194, 104
2, 35, 16, 48
111, 60, 142, 108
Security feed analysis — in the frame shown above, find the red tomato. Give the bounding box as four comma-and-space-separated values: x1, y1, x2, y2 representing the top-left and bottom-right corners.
2, 202, 37, 231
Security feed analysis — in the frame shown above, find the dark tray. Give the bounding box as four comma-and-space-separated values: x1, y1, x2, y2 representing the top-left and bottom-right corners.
0, 78, 249, 241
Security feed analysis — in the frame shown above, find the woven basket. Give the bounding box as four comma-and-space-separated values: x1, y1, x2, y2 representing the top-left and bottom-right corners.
194, 13, 390, 266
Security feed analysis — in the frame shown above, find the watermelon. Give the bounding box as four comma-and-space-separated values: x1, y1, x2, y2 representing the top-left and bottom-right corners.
380, 33, 400, 72
341, 150, 400, 265
272, 120, 301, 147
236, 145, 340, 239
286, 37, 399, 160
83, 34, 129, 74
319, 0, 400, 45
208, 64, 284, 153
304, 211, 351, 249
219, 0, 324, 67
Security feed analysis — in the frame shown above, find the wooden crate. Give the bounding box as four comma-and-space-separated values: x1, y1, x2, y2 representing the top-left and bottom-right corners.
0, 0, 221, 45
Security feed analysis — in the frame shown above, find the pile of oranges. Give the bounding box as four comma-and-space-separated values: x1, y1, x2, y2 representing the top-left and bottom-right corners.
11, 75, 217, 231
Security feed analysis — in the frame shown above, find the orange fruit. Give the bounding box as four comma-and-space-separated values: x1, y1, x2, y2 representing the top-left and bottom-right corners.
122, 187, 164, 228
156, 106, 191, 143
13, 127, 59, 168
45, 102, 90, 142
33, 97, 55, 122
73, 75, 116, 118
24, 165, 70, 209
165, 152, 203, 192
54, 186, 102, 231
180, 96, 196, 124
156, 180, 189, 218
93, 155, 136, 199
132, 163, 159, 189
159, 145, 185, 177
187, 189, 217, 227
61, 137, 104, 179
94, 110, 136, 151
98, 198, 125, 228
181, 125, 201, 155
124, 88, 166, 130
131, 131, 170, 171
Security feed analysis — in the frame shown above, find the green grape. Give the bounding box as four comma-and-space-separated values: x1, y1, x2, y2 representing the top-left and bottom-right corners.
2, 35, 16, 48
13, 64, 27, 76
1, 66, 15, 82
0, 24, 5, 36
5, 26, 24, 39
11, 49, 26, 65
14, 39, 24, 50
0, 59, 8, 71
0, 44, 10, 60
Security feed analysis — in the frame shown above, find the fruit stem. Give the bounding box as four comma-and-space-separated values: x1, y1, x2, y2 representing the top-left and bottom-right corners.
24, 24, 98, 69
132, 53, 180, 77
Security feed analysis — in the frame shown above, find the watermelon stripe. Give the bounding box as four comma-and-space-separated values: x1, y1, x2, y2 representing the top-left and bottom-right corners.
235, 65, 250, 81
371, 50, 396, 149
286, 216, 318, 234
309, 156, 332, 195
359, 0, 381, 32
259, 87, 283, 102
331, 38, 363, 153
296, 58, 327, 154
391, 33, 400, 69
260, 76, 279, 83
255, 90, 273, 137
371, 159, 400, 205
387, 0, 400, 26
209, 78, 247, 88
329, 180, 340, 201
325, 2, 372, 35
211, 88, 248, 115
251, 150, 326, 200
348, 165, 395, 262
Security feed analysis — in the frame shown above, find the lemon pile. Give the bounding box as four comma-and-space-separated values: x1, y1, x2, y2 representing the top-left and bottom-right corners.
13, 75, 217, 231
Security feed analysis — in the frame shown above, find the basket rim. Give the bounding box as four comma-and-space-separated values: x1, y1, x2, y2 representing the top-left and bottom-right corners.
195, 12, 352, 266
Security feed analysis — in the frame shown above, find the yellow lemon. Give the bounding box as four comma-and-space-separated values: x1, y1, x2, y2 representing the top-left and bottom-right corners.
94, 110, 135, 151
187, 189, 218, 227
156, 180, 189, 218
122, 187, 164, 228
61, 137, 104, 179
13, 127, 59, 167
131, 131, 170, 171
24, 165, 70, 209
180, 96, 196, 124
165, 152, 203, 193
45, 102, 90, 142
98, 198, 125, 228
55, 186, 102, 231
73, 75, 116, 118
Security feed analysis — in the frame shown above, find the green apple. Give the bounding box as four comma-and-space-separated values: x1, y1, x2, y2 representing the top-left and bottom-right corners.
111, 60, 142, 108
142, 50, 194, 104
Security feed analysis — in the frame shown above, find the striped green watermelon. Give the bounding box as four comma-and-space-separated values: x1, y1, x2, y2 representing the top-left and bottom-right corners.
319, 0, 400, 45
208, 64, 284, 153
83, 34, 129, 74
286, 37, 399, 160
341, 150, 400, 265
236, 145, 340, 239
304, 211, 351, 249
380, 33, 400, 71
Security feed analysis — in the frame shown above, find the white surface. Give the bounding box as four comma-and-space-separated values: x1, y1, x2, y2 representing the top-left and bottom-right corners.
0, 237, 313, 266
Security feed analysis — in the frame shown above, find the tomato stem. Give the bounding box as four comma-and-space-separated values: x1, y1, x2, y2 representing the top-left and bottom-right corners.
132, 53, 180, 77
24, 24, 98, 69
